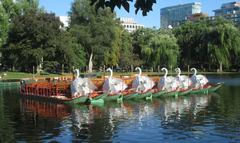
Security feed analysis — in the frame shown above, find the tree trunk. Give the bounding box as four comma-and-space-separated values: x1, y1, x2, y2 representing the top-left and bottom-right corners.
88, 52, 93, 73
219, 62, 223, 72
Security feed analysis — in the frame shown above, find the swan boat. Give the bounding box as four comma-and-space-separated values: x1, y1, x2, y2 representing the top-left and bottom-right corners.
20, 68, 223, 104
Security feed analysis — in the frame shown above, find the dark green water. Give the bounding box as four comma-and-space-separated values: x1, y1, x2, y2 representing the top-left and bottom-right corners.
0, 75, 240, 143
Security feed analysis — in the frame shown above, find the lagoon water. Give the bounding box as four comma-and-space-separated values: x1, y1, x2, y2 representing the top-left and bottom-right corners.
0, 75, 240, 143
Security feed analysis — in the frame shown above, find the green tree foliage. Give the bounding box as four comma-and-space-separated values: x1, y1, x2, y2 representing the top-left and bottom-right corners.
54, 31, 86, 72
174, 18, 240, 71
90, 0, 156, 16
69, 0, 125, 69
0, 0, 39, 19
118, 29, 139, 68
132, 28, 179, 69
2, 8, 85, 72
0, 4, 9, 47
0, 0, 39, 48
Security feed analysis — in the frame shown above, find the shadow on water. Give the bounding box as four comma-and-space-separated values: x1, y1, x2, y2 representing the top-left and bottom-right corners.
0, 76, 240, 142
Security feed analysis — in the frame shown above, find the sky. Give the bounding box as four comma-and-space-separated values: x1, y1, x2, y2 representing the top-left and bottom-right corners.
39, 0, 237, 28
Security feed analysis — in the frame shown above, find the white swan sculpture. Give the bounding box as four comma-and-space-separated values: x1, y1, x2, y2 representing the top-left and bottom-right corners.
71, 69, 97, 97
103, 68, 127, 94
175, 68, 192, 90
158, 68, 179, 92
190, 68, 209, 89
132, 67, 155, 93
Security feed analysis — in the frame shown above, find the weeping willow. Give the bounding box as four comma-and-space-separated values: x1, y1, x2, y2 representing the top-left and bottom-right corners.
132, 28, 180, 69
207, 22, 240, 69
150, 33, 179, 69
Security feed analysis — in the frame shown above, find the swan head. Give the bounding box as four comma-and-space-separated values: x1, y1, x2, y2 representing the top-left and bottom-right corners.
106, 68, 111, 72
190, 68, 197, 73
135, 67, 141, 71
74, 69, 79, 73
161, 68, 167, 72
106, 68, 113, 78
74, 69, 80, 78
190, 68, 197, 75
135, 67, 142, 76
175, 67, 180, 72
161, 68, 168, 77
190, 68, 196, 71
175, 67, 181, 76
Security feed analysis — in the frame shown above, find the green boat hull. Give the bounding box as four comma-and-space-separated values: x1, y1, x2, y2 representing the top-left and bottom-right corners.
93, 93, 108, 100
190, 83, 223, 94
191, 88, 209, 94
208, 83, 222, 92
152, 90, 167, 98
90, 98, 104, 106
65, 93, 108, 105
65, 96, 89, 104
123, 93, 139, 100
135, 92, 152, 100
88, 93, 108, 106
178, 89, 192, 96
163, 91, 179, 97
105, 94, 123, 102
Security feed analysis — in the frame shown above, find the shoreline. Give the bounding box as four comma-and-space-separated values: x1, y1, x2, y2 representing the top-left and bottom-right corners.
0, 71, 239, 82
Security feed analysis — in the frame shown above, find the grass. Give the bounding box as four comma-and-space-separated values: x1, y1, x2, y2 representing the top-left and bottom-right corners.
0, 71, 72, 80
0, 70, 239, 81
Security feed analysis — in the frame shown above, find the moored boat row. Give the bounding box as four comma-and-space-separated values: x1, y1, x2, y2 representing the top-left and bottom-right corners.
20, 67, 223, 105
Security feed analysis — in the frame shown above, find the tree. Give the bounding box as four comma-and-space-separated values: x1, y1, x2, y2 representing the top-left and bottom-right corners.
174, 18, 240, 71
151, 30, 179, 69
53, 31, 86, 72
69, 0, 125, 72
90, 0, 156, 16
207, 18, 240, 71
118, 29, 137, 68
132, 28, 179, 69
2, 8, 86, 72
0, 4, 9, 48
0, 0, 39, 19
174, 21, 208, 68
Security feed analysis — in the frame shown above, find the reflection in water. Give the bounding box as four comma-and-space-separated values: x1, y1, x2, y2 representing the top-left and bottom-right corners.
1, 78, 240, 142
159, 94, 210, 122
0, 89, 16, 142
20, 99, 71, 119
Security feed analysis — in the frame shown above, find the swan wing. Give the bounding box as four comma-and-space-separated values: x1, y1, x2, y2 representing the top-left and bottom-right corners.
103, 77, 127, 93
142, 76, 155, 89
158, 77, 165, 90
103, 78, 111, 92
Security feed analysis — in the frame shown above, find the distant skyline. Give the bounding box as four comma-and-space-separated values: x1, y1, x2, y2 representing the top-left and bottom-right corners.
39, 0, 238, 28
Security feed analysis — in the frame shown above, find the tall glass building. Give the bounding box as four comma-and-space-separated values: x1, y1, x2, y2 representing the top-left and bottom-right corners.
160, 2, 202, 28
214, 2, 240, 25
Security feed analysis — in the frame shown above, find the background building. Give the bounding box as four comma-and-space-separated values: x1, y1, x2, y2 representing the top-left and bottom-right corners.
59, 16, 69, 27
213, 1, 240, 25
120, 18, 144, 32
160, 2, 202, 28
187, 13, 209, 21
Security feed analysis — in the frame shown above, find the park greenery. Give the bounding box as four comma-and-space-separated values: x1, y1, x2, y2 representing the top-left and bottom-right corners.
0, 0, 240, 74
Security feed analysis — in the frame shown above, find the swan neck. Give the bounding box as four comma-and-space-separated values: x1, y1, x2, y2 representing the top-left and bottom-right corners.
76, 69, 79, 78
109, 69, 113, 79
139, 68, 142, 76
164, 69, 168, 78
193, 69, 197, 76
177, 69, 181, 77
